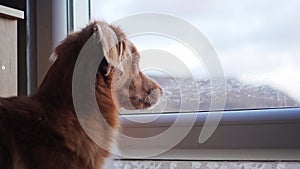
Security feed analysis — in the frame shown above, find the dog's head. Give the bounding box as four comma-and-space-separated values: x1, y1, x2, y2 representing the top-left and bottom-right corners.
93, 22, 163, 110
49, 21, 162, 110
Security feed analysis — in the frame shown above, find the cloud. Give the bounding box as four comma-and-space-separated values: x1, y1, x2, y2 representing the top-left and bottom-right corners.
189, 0, 300, 51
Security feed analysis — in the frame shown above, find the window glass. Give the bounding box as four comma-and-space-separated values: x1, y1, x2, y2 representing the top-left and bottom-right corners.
91, 0, 300, 113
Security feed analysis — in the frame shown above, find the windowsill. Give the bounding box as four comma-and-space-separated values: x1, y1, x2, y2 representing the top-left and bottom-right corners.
117, 108, 300, 161
118, 149, 300, 161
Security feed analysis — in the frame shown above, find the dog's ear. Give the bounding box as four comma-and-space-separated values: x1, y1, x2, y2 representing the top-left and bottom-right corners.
94, 23, 125, 73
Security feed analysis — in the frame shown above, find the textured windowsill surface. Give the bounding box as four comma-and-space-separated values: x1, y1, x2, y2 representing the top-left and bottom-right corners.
104, 160, 300, 169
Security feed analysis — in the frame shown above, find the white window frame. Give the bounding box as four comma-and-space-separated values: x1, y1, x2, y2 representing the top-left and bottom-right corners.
69, 0, 90, 32
120, 108, 300, 161
41, 1, 300, 161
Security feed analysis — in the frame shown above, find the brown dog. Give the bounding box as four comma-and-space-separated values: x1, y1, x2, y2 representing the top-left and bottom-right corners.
0, 21, 162, 169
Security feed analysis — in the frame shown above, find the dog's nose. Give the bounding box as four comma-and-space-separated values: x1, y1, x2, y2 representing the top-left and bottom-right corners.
159, 87, 164, 95
151, 81, 163, 95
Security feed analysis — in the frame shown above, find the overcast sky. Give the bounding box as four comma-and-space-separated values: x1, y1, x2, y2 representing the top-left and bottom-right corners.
91, 0, 300, 102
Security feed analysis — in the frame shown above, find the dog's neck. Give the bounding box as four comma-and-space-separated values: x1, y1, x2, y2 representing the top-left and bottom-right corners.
33, 27, 96, 108
31, 33, 119, 168
33, 58, 76, 110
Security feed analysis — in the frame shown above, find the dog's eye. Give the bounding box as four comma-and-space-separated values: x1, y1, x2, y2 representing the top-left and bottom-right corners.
129, 85, 135, 90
